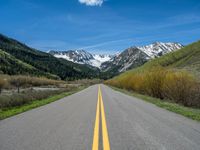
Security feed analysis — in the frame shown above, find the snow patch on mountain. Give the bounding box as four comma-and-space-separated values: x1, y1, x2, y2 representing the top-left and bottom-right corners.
49, 50, 114, 68
137, 42, 183, 58
54, 54, 73, 62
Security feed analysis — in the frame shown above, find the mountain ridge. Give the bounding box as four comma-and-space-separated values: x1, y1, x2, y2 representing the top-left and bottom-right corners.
138, 42, 183, 58
100, 42, 183, 76
49, 42, 183, 74
0, 33, 184, 80
49, 50, 114, 68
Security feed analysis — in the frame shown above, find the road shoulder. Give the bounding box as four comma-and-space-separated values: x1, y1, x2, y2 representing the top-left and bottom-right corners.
109, 86, 200, 121
0, 86, 86, 120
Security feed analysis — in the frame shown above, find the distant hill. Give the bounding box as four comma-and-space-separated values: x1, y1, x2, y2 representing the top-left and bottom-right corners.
0, 34, 100, 80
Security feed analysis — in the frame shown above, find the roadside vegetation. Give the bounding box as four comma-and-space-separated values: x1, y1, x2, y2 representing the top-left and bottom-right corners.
106, 67, 200, 108
0, 77, 6, 94
111, 86, 200, 121
106, 41, 200, 111
0, 88, 71, 109
0, 87, 84, 120
0, 75, 65, 91
0, 75, 99, 120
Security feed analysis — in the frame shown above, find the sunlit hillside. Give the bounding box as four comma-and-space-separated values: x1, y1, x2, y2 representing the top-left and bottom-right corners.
106, 40, 200, 108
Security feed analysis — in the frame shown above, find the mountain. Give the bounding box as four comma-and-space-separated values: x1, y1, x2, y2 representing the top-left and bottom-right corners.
0, 34, 184, 80
110, 40, 200, 80
105, 41, 200, 109
101, 42, 183, 76
101, 47, 149, 73
0, 49, 57, 78
49, 50, 113, 68
138, 42, 183, 58
0, 34, 100, 80
137, 40, 200, 78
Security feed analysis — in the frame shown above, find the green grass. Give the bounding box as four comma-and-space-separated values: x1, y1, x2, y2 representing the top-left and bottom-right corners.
0, 86, 86, 120
111, 86, 200, 121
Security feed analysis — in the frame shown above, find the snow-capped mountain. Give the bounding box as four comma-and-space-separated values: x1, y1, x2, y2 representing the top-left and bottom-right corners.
49, 50, 114, 68
49, 42, 183, 74
101, 42, 183, 73
138, 42, 183, 58
101, 47, 150, 73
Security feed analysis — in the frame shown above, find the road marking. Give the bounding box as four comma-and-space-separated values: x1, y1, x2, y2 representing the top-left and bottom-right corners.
99, 86, 111, 150
92, 85, 110, 150
92, 87, 100, 150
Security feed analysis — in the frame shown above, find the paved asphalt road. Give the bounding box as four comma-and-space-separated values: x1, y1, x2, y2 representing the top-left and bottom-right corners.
0, 84, 200, 150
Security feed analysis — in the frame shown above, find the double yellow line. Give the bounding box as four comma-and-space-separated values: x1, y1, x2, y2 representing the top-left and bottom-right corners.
92, 86, 110, 150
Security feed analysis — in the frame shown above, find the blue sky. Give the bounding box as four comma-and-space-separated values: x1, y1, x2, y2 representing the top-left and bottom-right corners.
0, 0, 200, 54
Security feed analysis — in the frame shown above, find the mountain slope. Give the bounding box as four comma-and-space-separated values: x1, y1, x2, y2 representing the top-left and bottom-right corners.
137, 40, 200, 77
101, 42, 183, 77
0, 34, 99, 80
0, 49, 57, 78
49, 50, 113, 68
101, 47, 149, 75
115, 40, 200, 79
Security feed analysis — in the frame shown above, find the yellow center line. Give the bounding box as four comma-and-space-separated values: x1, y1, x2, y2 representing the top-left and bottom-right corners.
99, 86, 111, 150
92, 85, 110, 150
92, 87, 100, 150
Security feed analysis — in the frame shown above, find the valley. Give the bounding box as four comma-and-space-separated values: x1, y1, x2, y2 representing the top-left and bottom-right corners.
1, 1, 200, 149
0, 34, 183, 80
0, 33, 199, 113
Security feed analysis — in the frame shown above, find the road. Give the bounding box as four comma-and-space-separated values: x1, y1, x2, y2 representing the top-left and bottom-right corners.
0, 84, 200, 150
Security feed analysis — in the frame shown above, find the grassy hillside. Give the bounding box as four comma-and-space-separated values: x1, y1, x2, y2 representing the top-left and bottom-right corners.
106, 40, 200, 108
0, 49, 58, 79
0, 34, 100, 80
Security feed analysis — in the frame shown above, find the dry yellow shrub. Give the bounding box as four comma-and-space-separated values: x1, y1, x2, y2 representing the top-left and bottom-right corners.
105, 66, 200, 107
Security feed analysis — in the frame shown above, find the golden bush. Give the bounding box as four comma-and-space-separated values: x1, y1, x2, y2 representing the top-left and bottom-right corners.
106, 66, 200, 107
162, 71, 196, 105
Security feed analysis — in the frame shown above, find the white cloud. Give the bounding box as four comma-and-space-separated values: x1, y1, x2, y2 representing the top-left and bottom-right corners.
79, 0, 104, 6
